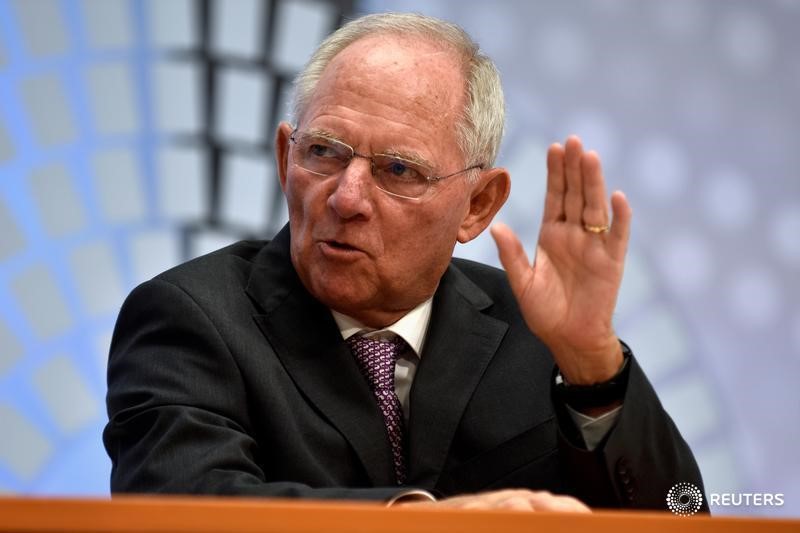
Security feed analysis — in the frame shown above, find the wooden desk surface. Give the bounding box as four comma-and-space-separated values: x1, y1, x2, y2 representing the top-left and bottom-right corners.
0, 496, 798, 533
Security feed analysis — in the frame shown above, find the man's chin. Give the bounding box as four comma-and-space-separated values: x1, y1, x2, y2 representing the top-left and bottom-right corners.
305, 273, 375, 313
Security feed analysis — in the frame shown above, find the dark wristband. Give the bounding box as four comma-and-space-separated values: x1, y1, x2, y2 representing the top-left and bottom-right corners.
553, 341, 632, 409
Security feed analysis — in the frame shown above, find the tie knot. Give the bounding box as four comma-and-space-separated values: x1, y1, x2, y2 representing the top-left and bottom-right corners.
347, 335, 406, 392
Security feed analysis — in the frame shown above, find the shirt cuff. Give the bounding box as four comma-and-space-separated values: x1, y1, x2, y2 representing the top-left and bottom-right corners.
565, 404, 622, 451
385, 489, 437, 506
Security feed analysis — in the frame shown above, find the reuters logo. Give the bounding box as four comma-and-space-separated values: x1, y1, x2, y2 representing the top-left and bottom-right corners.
666, 482, 703, 516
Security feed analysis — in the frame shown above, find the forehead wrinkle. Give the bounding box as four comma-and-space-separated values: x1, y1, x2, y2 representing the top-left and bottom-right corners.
309, 91, 445, 136
335, 82, 454, 130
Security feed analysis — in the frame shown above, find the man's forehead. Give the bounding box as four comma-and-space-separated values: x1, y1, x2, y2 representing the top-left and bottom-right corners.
299, 33, 467, 168
320, 35, 465, 113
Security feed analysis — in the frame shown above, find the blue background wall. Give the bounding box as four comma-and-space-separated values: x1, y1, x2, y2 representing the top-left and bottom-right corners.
1, 0, 798, 517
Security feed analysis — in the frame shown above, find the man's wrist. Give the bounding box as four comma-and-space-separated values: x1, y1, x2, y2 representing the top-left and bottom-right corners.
551, 337, 624, 385
554, 341, 631, 411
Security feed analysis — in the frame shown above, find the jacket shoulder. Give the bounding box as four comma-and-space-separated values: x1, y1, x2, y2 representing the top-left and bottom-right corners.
451, 256, 506, 279
450, 257, 513, 297
448, 256, 529, 323
154, 240, 267, 286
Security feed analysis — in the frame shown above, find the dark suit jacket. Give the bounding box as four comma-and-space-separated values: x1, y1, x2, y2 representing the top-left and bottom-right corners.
104, 226, 705, 508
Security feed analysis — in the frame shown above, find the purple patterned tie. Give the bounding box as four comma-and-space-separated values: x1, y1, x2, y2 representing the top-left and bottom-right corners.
346, 335, 407, 485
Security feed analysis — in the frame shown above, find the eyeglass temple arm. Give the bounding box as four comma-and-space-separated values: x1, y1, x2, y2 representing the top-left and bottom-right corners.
429, 163, 485, 182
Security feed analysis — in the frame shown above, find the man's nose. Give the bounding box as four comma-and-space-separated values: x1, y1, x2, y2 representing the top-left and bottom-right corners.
327, 156, 375, 220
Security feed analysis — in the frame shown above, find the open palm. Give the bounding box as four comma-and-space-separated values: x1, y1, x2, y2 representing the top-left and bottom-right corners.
491, 136, 632, 385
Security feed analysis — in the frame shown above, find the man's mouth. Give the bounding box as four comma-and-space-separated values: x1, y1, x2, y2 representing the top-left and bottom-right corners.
326, 240, 356, 250
320, 239, 365, 255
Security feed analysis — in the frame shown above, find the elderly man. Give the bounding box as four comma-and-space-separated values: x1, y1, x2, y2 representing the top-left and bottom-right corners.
104, 13, 704, 511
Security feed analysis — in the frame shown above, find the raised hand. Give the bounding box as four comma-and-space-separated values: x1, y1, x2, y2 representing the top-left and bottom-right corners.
490, 136, 632, 385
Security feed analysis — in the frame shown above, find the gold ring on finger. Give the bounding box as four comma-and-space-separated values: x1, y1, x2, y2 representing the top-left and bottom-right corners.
583, 223, 610, 234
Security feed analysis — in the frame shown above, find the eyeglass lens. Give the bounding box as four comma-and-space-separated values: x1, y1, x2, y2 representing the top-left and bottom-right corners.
292, 133, 432, 199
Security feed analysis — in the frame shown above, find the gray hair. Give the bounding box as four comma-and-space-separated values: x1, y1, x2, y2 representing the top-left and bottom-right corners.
290, 12, 505, 172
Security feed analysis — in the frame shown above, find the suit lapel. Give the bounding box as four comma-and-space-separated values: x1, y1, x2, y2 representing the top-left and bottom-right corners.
245, 227, 396, 487
406, 264, 509, 489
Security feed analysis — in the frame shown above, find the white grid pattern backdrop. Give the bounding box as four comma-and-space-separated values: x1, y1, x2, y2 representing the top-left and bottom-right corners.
0, 0, 797, 517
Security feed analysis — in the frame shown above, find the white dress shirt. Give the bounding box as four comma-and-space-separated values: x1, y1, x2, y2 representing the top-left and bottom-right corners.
331, 299, 620, 451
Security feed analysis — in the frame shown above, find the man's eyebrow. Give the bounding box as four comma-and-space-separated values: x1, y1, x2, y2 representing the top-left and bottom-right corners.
379, 148, 434, 170
305, 128, 343, 143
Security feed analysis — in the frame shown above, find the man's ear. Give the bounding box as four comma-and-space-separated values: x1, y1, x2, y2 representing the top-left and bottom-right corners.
275, 121, 294, 193
457, 167, 511, 244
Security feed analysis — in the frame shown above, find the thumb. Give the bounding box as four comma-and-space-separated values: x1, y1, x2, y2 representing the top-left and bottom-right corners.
490, 223, 533, 298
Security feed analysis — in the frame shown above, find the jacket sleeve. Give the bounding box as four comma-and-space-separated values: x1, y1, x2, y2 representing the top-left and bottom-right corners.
555, 355, 709, 511
103, 278, 403, 501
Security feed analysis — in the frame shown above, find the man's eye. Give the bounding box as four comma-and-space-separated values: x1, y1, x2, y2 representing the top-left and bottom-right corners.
388, 161, 409, 176
308, 143, 336, 157
384, 160, 422, 181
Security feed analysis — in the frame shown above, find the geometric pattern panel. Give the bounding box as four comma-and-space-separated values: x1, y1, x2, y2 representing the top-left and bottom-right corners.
0, 0, 350, 497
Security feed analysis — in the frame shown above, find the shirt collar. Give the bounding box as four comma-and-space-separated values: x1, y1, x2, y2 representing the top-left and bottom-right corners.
331, 298, 433, 358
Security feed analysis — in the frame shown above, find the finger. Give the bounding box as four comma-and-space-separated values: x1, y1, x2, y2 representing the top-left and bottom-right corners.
473, 490, 537, 511
527, 492, 592, 514
551, 496, 592, 514
497, 496, 536, 512
490, 223, 533, 299
608, 190, 632, 261
580, 150, 609, 227
435, 490, 527, 509
563, 135, 584, 223
543, 143, 566, 223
